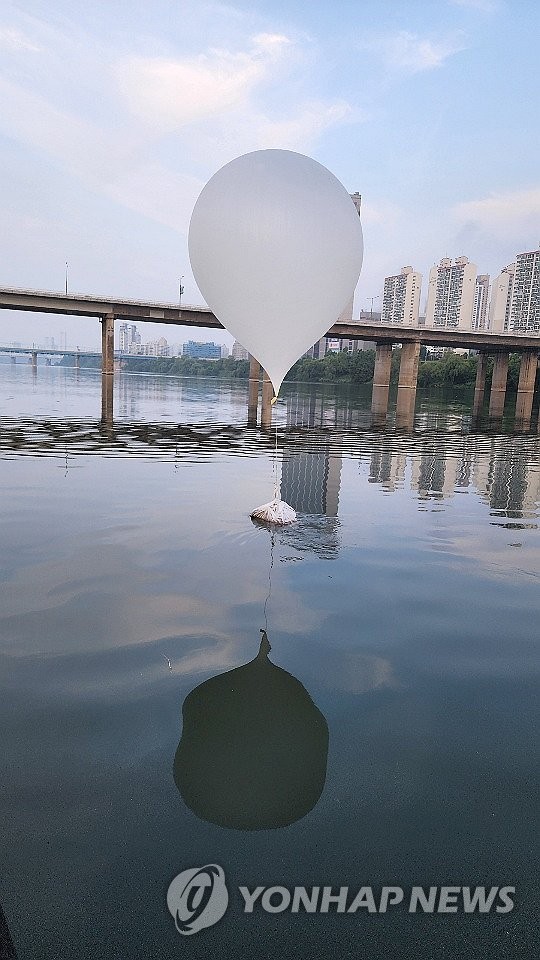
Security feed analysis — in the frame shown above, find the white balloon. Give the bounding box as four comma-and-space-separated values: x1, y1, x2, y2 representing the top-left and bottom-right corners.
188, 149, 363, 397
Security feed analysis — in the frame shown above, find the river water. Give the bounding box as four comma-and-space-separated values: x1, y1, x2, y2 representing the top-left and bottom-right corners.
0, 365, 538, 959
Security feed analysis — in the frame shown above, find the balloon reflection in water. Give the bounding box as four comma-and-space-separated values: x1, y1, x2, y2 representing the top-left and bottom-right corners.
174, 632, 328, 830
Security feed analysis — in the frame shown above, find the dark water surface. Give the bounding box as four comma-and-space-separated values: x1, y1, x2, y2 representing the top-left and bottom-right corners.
0, 366, 539, 959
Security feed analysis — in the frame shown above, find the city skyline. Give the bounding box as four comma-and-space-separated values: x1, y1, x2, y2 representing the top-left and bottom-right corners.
381, 244, 540, 332
0, 1, 539, 350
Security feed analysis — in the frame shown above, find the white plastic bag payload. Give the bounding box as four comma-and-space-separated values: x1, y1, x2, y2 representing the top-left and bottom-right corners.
250, 497, 297, 525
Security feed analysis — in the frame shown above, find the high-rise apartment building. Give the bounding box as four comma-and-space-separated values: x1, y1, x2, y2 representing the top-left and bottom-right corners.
350, 191, 362, 214
424, 256, 477, 329
472, 274, 490, 330
118, 322, 141, 353
488, 264, 515, 333
508, 248, 540, 332
381, 266, 421, 325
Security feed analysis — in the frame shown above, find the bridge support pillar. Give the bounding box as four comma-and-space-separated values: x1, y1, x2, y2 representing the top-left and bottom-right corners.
31, 350, 38, 371
515, 350, 537, 429
472, 352, 488, 417
75, 352, 81, 370
11, 355, 16, 363
101, 313, 115, 375
396, 341, 420, 429
101, 373, 114, 423
248, 355, 261, 424
371, 343, 393, 419
261, 370, 273, 429
488, 351, 509, 418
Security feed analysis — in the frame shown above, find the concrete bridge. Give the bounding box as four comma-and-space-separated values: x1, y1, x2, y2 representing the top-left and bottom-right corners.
1, 286, 539, 429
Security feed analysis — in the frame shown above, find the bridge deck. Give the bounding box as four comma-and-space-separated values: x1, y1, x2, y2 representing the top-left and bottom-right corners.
1, 287, 539, 352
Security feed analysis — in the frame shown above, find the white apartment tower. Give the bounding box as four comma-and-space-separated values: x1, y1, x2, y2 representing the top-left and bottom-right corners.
425, 256, 477, 329
508, 248, 540, 332
472, 274, 490, 330
488, 264, 515, 333
381, 266, 421, 325
118, 322, 141, 353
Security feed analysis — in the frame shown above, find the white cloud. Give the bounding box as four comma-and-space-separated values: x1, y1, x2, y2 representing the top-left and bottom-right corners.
364, 30, 466, 73
253, 100, 353, 150
0, 6, 357, 239
0, 44, 352, 232
0, 26, 40, 52
112, 33, 355, 194
453, 186, 540, 233
104, 162, 202, 231
159, 98, 355, 178
0, 6, 356, 300
116, 33, 294, 132
254, 31, 294, 53
360, 199, 404, 228
0, 75, 203, 232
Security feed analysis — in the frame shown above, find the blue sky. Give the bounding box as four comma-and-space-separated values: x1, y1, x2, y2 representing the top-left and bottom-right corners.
1, 0, 539, 349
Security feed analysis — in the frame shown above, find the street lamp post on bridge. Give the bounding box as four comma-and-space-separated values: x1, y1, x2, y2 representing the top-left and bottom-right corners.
366, 295, 381, 323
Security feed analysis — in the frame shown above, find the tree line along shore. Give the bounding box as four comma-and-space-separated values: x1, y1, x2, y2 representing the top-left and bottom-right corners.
61, 349, 527, 390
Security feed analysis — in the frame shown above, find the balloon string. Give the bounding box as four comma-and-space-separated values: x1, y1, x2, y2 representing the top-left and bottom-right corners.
273, 417, 279, 501
263, 529, 275, 634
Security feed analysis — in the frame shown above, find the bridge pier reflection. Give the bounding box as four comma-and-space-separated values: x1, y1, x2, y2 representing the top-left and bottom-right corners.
488, 351, 509, 419
246, 356, 273, 428
101, 373, 113, 423
371, 339, 422, 429
366, 339, 539, 431
473, 352, 488, 418
100, 313, 115, 422
261, 370, 273, 428
515, 350, 538, 430
247, 355, 260, 424
395, 341, 420, 430
371, 342, 392, 420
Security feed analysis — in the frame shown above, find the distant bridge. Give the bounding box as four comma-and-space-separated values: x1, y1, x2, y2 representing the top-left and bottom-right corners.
0, 345, 128, 359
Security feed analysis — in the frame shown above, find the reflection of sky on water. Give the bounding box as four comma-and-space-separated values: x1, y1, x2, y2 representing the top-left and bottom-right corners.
0, 366, 539, 959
